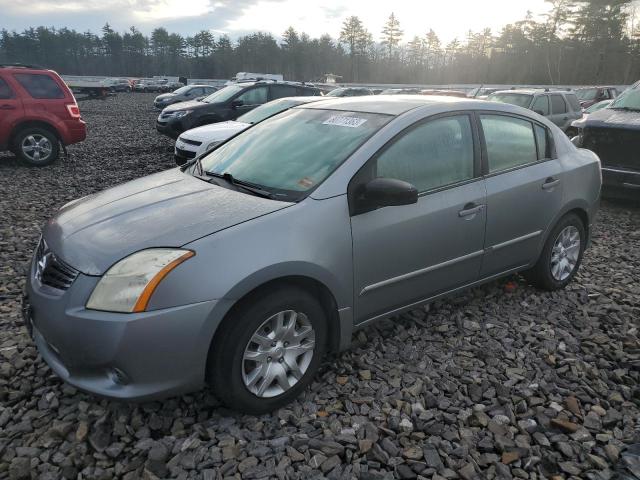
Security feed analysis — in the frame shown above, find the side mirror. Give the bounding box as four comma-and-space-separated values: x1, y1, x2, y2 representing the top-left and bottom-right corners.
358, 178, 418, 212
231, 99, 243, 108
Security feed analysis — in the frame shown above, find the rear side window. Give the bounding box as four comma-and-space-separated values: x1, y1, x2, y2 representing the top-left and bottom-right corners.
375, 115, 475, 193
14, 73, 65, 99
297, 87, 319, 96
566, 94, 581, 112
481, 115, 538, 173
271, 85, 298, 99
531, 95, 550, 115
550, 95, 567, 114
0, 77, 14, 99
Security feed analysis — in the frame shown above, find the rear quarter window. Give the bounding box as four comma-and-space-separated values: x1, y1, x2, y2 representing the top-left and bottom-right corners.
565, 94, 581, 112
0, 77, 14, 99
14, 73, 65, 99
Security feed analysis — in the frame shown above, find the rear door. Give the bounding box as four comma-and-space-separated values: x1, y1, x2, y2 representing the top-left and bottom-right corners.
479, 113, 563, 278
531, 95, 550, 117
0, 74, 24, 149
549, 94, 570, 131
12, 72, 69, 122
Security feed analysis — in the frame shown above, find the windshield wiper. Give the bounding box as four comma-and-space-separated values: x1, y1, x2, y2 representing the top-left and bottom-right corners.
611, 106, 640, 112
206, 171, 278, 199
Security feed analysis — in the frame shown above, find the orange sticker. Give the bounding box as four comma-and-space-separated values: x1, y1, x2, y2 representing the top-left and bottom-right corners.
298, 177, 314, 188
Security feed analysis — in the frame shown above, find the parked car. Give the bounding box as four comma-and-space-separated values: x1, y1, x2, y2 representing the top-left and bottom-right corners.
380, 88, 423, 95
572, 84, 640, 199
24, 96, 600, 412
574, 86, 618, 109
467, 87, 502, 99
154, 85, 218, 109
0, 64, 86, 166
326, 87, 374, 97
174, 96, 327, 165
156, 80, 322, 138
487, 89, 582, 134
162, 81, 184, 92
421, 89, 468, 98
134, 80, 167, 93
569, 99, 614, 131
103, 78, 132, 92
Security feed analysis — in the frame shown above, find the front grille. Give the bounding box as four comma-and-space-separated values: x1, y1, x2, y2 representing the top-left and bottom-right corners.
35, 238, 79, 291
175, 147, 196, 159
583, 127, 640, 171
180, 138, 202, 147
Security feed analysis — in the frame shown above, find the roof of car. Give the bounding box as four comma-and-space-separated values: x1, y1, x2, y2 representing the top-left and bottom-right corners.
299, 95, 474, 115
491, 89, 576, 96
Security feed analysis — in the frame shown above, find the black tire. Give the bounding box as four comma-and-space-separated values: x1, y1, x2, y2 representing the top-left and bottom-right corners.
208, 285, 327, 414
13, 128, 60, 166
523, 213, 585, 291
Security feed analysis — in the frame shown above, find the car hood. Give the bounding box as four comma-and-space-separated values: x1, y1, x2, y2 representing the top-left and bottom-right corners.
43, 169, 292, 275
180, 121, 250, 143
582, 108, 640, 130
163, 99, 211, 112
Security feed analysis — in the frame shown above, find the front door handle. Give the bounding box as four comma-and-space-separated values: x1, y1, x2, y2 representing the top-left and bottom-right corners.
0, 104, 16, 110
542, 177, 560, 190
459, 203, 485, 218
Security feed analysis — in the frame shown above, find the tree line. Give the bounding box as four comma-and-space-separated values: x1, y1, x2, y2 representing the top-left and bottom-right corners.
1, 0, 639, 85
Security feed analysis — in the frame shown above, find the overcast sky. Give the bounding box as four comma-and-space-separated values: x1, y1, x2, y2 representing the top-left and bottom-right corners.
0, 0, 552, 42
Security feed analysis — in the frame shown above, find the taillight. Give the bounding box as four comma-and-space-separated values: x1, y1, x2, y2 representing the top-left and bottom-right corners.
66, 104, 81, 119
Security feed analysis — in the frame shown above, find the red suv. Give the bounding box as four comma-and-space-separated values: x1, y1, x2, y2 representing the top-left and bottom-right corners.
0, 64, 86, 166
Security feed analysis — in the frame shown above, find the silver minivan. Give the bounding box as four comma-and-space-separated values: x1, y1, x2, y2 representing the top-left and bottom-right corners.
24, 96, 601, 413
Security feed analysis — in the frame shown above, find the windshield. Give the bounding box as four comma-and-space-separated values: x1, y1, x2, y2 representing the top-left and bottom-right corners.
237, 99, 300, 124
202, 85, 244, 103
610, 89, 640, 111
327, 88, 346, 97
586, 100, 611, 113
488, 93, 533, 108
197, 108, 391, 199
576, 88, 598, 101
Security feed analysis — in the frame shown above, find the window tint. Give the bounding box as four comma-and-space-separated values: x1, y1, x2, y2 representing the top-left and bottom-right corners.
296, 87, 318, 96
566, 94, 581, 112
534, 125, 550, 159
550, 95, 567, 114
376, 115, 475, 193
236, 86, 268, 105
481, 115, 538, 173
531, 95, 550, 115
14, 73, 65, 99
271, 85, 299, 99
0, 77, 13, 99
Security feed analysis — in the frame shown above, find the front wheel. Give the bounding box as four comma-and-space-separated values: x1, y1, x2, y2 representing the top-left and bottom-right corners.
523, 213, 585, 291
14, 128, 60, 166
208, 286, 327, 414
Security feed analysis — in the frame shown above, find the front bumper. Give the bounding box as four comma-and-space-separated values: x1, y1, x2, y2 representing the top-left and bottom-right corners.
156, 117, 187, 139
24, 255, 220, 401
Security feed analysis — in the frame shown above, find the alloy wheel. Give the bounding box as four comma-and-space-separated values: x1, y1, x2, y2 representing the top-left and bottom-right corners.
21, 134, 53, 163
550, 225, 581, 281
242, 310, 315, 398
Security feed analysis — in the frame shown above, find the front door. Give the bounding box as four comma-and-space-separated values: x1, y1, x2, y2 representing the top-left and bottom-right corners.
478, 113, 564, 277
0, 75, 23, 149
231, 86, 269, 119
350, 113, 487, 323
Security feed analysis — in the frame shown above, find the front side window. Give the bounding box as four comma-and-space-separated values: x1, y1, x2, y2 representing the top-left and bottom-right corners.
481, 115, 538, 173
236, 86, 268, 105
0, 77, 13, 99
14, 73, 64, 99
199, 109, 391, 199
375, 115, 475, 193
550, 95, 567, 114
531, 95, 550, 115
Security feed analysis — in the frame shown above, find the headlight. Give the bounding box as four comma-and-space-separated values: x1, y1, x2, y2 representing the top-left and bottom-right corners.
172, 110, 192, 118
86, 249, 194, 313
206, 141, 221, 150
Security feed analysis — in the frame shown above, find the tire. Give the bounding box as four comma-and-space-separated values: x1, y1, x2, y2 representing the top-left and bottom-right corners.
523, 213, 585, 291
208, 285, 327, 414
14, 128, 60, 166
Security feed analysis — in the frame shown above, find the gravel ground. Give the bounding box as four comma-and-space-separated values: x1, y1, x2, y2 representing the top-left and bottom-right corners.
0, 93, 639, 480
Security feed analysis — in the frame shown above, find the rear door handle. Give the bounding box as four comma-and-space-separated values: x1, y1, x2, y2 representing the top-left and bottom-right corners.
0, 104, 16, 110
459, 203, 485, 218
542, 177, 560, 190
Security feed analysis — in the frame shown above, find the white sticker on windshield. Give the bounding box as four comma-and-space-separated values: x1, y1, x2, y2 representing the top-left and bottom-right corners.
322, 115, 368, 128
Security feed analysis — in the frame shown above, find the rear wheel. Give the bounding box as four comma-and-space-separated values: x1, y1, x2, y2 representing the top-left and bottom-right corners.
14, 128, 59, 166
208, 286, 327, 414
523, 213, 585, 291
